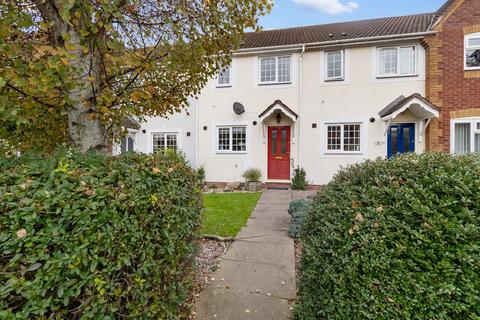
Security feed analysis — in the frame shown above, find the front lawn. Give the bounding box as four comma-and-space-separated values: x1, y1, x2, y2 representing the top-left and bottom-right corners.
201, 192, 262, 237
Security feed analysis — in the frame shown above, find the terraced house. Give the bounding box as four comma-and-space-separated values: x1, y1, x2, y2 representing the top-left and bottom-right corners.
124, 0, 480, 186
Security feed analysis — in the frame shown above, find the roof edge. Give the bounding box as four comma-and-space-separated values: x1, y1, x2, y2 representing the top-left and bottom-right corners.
237, 31, 436, 54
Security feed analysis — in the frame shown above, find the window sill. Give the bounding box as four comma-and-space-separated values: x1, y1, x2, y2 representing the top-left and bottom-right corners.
324, 78, 345, 82
465, 67, 480, 71
216, 85, 232, 88
258, 81, 292, 86
376, 74, 418, 79
216, 151, 247, 155
324, 151, 363, 155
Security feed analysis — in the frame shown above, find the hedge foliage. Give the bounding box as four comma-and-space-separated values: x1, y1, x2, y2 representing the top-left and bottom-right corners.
288, 199, 311, 239
294, 153, 480, 320
0, 150, 202, 319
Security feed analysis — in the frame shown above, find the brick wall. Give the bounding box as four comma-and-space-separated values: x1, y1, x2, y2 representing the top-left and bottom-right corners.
425, 0, 480, 151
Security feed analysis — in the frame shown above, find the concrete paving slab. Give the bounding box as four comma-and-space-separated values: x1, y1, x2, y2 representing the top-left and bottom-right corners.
195, 190, 296, 319
196, 287, 292, 320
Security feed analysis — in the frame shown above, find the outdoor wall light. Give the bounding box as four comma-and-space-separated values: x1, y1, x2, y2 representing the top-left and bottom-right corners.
142, 129, 146, 133
203, 126, 208, 131
276, 113, 282, 123
370, 117, 376, 123
253, 121, 257, 126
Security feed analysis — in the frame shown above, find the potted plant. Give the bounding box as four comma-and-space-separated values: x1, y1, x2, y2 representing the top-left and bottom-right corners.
242, 168, 262, 191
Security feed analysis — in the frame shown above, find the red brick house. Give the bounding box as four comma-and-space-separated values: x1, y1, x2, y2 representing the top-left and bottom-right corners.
425, 0, 480, 153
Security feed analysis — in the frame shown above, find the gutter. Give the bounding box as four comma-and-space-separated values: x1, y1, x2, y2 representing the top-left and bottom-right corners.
235, 31, 437, 55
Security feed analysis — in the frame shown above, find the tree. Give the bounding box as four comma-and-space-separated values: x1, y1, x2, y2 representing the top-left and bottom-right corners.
0, 0, 271, 153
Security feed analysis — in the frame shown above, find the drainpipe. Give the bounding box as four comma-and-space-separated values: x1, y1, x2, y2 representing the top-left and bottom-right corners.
298, 44, 305, 170
194, 99, 199, 168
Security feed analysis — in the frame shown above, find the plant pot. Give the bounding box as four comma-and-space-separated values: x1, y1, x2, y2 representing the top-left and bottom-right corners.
247, 181, 262, 192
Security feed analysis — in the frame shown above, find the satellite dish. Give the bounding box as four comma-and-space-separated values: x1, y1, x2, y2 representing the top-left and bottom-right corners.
233, 102, 245, 115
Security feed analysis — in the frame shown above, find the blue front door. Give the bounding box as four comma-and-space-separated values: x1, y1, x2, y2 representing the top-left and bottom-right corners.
387, 123, 415, 158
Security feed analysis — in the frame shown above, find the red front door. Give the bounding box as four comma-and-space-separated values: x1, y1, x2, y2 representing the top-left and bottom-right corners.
268, 126, 291, 180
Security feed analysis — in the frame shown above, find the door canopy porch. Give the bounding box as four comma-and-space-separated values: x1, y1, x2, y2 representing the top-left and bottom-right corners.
378, 93, 440, 121
258, 100, 298, 143
258, 100, 298, 123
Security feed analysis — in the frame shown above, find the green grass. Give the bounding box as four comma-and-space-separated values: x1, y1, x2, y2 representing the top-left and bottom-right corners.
201, 192, 262, 237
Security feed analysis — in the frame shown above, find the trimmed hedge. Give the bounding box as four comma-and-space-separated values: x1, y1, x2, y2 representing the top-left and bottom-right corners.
288, 199, 311, 239
0, 150, 202, 319
294, 153, 480, 319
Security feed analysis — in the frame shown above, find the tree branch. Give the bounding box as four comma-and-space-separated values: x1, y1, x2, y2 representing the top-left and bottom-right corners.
7, 83, 57, 109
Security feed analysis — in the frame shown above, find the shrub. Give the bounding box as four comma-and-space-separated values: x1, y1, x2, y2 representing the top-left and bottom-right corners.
242, 167, 262, 182
0, 149, 202, 319
197, 165, 206, 185
288, 199, 311, 238
291, 167, 307, 190
294, 153, 480, 320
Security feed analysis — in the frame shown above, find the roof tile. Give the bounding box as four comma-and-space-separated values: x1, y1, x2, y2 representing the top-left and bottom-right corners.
241, 13, 435, 49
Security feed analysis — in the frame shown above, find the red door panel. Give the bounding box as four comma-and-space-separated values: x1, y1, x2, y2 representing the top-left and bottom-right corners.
268, 126, 290, 180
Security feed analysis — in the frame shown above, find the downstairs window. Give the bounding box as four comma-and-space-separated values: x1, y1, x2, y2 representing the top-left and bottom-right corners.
452, 119, 480, 154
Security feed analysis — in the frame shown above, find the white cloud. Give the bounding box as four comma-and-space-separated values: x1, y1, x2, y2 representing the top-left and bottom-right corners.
291, 0, 359, 15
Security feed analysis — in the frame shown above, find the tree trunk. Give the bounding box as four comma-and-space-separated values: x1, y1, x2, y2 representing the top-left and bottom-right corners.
66, 31, 108, 154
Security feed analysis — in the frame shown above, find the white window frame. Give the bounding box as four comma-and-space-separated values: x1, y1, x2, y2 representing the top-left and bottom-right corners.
216, 65, 232, 87
377, 45, 417, 78
325, 123, 363, 154
450, 118, 480, 154
151, 131, 180, 153
115, 129, 137, 155
258, 56, 292, 85
464, 33, 480, 71
325, 50, 344, 81
215, 125, 247, 154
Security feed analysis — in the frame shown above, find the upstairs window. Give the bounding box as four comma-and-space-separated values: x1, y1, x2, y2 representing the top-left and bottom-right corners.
465, 33, 480, 70
259, 56, 291, 84
216, 65, 231, 87
326, 123, 362, 153
153, 132, 178, 152
452, 119, 480, 154
377, 45, 416, 77
217, 126, 247, 153
325, 50, 344, 80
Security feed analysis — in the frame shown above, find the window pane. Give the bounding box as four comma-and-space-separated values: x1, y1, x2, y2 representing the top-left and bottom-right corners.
260, 57, 276, 82
217, 66, 231, 86
232, 126, 246, 152
271, 129, 277, 155
399, 46, 415, 75
152, 133, 165, 152
327, 125, 342, 150
379, 47, 398, 75
277, 57, 291, 82
166, 134, 177, 151
127, 136, 134, 152
403, 127, 411, 152
343, 124, 361, 152
218, 127, 230, 151
466, 49, 480, 68
327, 51, 343, 79
454, 123, 471, 154
468, 37, 480, 46
391, 127, 398, 155
281, 128, 287, 154
475, 134, 480, 153
120, 138, 127, 154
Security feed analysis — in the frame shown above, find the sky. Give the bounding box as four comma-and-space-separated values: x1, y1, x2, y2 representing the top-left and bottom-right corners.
259, 0, 447, 30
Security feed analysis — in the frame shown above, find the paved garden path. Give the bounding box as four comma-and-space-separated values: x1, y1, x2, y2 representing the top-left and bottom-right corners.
195, 189, 313, 320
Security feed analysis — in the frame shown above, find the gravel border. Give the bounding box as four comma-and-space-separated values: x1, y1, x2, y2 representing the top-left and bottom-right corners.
188, 239, 232, 319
